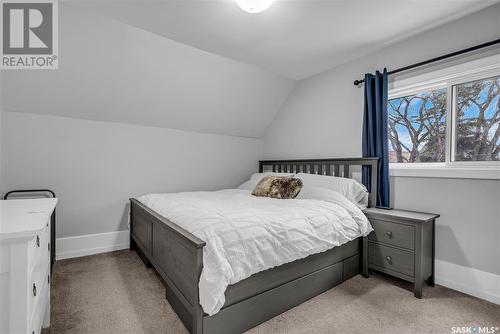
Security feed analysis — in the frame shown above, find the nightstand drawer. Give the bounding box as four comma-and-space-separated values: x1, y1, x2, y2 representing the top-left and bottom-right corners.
368, 219, 415, 250
368, 242, 414, 277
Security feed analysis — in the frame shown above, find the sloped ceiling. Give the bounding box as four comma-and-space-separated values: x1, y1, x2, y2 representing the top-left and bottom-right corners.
81, 0, 497, 79
0, 3, 294, 138
1, 0, 496, 138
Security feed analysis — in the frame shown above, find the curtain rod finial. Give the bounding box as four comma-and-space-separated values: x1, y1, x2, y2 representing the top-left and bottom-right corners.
354, 79, 362, 86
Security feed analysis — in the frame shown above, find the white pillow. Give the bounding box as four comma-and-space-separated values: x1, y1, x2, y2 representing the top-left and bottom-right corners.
295, 172, 368, 209
237, 172, 294, 191
296, 186, 369, 223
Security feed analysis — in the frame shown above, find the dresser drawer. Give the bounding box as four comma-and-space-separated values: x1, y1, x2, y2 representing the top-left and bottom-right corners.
29, 222, 50, 270
368, 242, 414, 277
29, 260, 49, 322
30, 265, 50, 334
29, 228, 50, 323
368, 219, 415, 250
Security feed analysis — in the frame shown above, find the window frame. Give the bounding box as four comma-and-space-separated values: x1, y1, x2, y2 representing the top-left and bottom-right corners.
448, 70, 500, 166
387, 53, 500, 179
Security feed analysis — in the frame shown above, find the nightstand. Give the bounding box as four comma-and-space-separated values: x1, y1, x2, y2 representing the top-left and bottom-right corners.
363, 208, 440, 298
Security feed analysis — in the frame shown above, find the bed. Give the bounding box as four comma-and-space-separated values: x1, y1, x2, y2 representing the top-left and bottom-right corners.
129, 158, 378, 334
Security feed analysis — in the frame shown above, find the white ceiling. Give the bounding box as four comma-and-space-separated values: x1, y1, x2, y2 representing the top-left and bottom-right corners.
1, 4, 294, 138
82, 0, 498, 79
2, 0, 498, 138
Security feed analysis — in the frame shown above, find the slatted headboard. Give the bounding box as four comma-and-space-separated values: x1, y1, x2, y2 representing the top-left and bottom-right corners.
259, 158, 378, 208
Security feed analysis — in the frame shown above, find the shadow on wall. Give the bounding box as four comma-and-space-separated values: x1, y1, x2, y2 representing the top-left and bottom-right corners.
120, 201, 131, 232
389, 177, 396, 209
434, 224, 470, 267
390, 177, 470, 268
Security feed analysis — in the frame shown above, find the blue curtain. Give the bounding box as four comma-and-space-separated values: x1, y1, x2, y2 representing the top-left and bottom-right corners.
362, 68, 390, 208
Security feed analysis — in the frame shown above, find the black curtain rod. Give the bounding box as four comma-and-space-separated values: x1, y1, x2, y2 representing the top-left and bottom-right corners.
353, 38, 500, 86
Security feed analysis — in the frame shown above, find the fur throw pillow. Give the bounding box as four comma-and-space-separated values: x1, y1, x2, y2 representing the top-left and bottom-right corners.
251, 176, 303, 199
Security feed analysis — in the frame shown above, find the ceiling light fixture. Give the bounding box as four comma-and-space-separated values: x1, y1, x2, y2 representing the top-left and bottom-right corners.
236, 0, 274, 14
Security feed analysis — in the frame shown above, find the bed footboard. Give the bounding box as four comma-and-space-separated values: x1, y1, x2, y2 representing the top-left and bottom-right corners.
129, 198, 205, 334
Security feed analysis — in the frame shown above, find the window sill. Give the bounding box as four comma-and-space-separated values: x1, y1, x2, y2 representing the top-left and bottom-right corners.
389, 165, 500, 180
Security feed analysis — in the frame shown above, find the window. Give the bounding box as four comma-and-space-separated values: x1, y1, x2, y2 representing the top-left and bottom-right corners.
454, 76, 499, 162
388, 88, 447, 163
388, 58, 500, 170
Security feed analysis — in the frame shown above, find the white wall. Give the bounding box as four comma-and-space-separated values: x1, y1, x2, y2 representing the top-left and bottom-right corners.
264, 2, 500, 281
0, 3, 278, 257
0, 112, 262, 239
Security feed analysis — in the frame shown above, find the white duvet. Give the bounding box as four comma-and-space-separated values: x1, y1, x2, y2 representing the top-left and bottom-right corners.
138, 188, 372, 316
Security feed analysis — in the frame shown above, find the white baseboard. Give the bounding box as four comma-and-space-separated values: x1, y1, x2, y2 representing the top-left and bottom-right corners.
435, 259, 500, 305
56, 230, 129, 260
55, 231, 499, 305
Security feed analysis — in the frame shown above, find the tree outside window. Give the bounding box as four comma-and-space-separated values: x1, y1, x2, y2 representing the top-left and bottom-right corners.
387, 75, 499, 163
388, 89, 446, 163
455, 76, 499, 161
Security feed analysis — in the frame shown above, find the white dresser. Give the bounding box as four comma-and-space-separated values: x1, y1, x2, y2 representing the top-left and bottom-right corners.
0, 198, 57, 334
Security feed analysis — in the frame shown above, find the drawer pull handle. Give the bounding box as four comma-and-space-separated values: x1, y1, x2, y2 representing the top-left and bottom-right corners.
33, 283, 37, 297
48, 275, 50, 284
48, 242, 51, 251
386, 231, 393, 238
385, 256, 392, 264
36, 235, 40, 247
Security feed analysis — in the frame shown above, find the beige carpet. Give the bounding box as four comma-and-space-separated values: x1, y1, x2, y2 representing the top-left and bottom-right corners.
43, 250, 500, 334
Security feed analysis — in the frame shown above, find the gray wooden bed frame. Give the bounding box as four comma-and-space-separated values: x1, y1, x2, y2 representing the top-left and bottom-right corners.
129, 157, 378, 334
